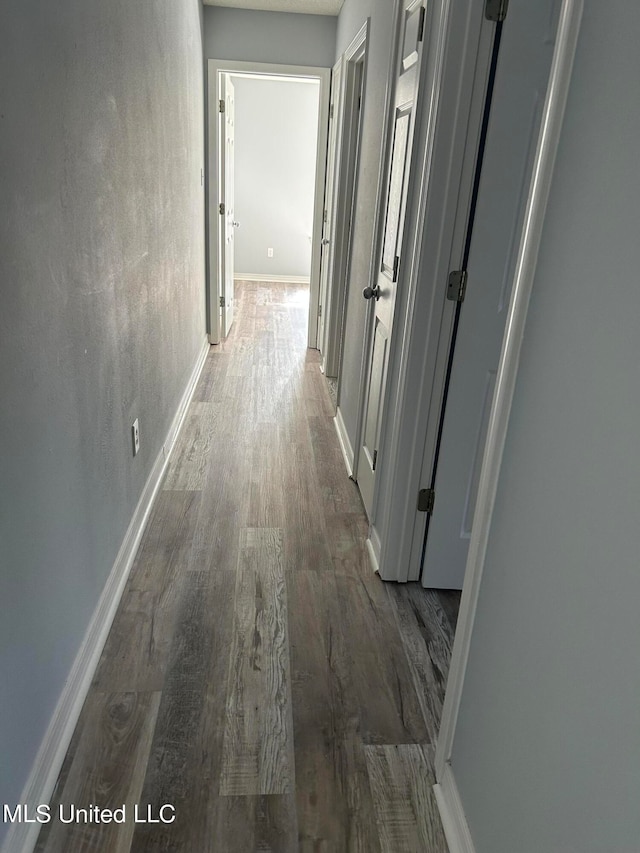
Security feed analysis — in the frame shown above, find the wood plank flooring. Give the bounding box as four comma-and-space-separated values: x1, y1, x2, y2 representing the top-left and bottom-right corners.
36, 281, 460, 852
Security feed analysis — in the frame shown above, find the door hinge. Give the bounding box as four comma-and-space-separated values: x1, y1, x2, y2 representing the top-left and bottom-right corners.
417, 5, 426, 42
393, 255, 400, 282
219, 98, 225, 113
485, 0, 509, 22
372, 449, 378, 471
417, 488, 435, 514
323, 208, 328, 223
318, 303, 322, 318
219, 296, 225, 308
219, 202, 225, 215
330, 103, 334, 120
447, 269, 468, 303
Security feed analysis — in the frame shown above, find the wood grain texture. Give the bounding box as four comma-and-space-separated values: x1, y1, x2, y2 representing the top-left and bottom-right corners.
191, 351, 230, 403
129, 568, 236, 851
93, 491, 201, 693
387, 584, 459, 744
365, 744, 448, 853
308, 415, 364, 515
220, 528, 294, 796
288, 569, 381, 853
127, 489, 202, 591
212, 794, 298, 853
162, 402, 218, 491
247, 428, 287, 528
38, 282, 459, 852
36, 692, 161, 853
335, 568, 429, 746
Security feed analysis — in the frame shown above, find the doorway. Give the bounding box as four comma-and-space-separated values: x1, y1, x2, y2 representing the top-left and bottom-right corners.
318, 23, 368, 392
207, 61, 330, 348
418, 0, 560, 589
369, 0, 563, 588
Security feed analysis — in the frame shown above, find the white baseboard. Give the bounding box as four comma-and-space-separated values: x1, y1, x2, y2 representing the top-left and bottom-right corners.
162, 338, 209, 459
333, 406, 354, 476
235, 273, 310, 284
433, 763, 476, 853
1, 336, 209, 853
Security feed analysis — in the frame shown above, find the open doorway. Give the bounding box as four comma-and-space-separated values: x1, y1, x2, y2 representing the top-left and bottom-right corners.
207, 61, 330, 348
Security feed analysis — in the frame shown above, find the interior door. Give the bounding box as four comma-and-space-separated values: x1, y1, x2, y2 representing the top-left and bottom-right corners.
318, 60, 342, 357
220, 74, 236, 337
357, 0, 426, 518
421, 0, 559, 588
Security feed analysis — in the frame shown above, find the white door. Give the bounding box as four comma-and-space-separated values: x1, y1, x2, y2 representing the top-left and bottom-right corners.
220, 74, 236, 337
421, 0, 559, 588
318, 60, 342, 357
357, 0, 426, 518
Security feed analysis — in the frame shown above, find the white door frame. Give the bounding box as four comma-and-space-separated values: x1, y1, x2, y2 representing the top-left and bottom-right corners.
321, 21, 369, 381
433, 3, 583, 848
360, 0, 495, 565
219, 74, 236, 338
317, 57, 344, 368
341, 0, 405, 484
207, 59, 331, 346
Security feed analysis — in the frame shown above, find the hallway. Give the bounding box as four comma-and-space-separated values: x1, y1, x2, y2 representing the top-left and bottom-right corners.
36, 281, 457, 852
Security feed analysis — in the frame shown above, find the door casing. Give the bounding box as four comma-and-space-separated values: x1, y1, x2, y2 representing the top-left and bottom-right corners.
219, 74, 236, 338
320, 22, 368, 384
420, 0, 560, 590
364, 0, 497, 579
435, 3, 584, 840
207, 60, 330, 346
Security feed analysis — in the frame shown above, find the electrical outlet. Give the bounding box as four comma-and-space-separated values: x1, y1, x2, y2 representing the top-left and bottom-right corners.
132, 419, 140, 456
267, 247, 274, 258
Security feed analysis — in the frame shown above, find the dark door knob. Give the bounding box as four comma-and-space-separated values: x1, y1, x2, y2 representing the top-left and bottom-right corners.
362, 285, 381, 300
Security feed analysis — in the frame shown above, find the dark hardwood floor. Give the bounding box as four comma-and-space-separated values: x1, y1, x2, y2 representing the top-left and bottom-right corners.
36, 281, 459, 852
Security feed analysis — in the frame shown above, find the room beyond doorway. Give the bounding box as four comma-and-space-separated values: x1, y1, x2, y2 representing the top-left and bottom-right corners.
207, 60, 330, 349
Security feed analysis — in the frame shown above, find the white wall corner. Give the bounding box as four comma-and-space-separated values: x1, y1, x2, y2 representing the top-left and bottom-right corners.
1, 335, 210, 853
433, 763, 477, 853
333, 406, 354, 476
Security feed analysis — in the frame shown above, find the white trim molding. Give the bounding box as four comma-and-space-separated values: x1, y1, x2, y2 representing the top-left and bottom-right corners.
371, 0, 495, 582
435, 0, 584, 785
433, 764, 476, 853
1, 336, 210, 853
350, 0, 404, 484
235, 273, 310, 284
207, 59, 330, 348
333, 406, 354, 477
321, 20, 369, 380
365, 524, 381, 575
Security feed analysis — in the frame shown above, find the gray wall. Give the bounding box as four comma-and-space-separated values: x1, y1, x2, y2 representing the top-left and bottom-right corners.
0, 0, 205, 836
334, 0, 395, 444
203, 6, 337, 68
233, 76, 319, 279
451, 4, 640, 851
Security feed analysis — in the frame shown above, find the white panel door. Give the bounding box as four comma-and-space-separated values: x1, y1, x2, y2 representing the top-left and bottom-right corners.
357, 0, 426, 518
220, 74, 236, 337
422, 0, 560, 588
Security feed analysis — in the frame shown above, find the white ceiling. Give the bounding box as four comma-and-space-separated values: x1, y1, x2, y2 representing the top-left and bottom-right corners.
203, 0, 344, 15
